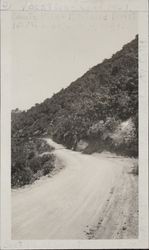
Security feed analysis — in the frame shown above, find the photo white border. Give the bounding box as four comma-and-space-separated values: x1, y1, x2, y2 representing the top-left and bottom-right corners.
1, 0, 148, 249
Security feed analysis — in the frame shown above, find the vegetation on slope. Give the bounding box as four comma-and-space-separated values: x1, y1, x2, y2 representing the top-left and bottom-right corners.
11, 138, 55, 187
11, 35, 138, 186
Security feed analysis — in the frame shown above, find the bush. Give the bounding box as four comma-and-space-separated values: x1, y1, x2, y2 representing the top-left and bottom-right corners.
11, 137, 56, 187
40, 154, 53, 164
11, 167, 33, 187
35, 139, 54, 154
28, 151, 35, 159
43, 161, 54, 175
28, 157, 41, 173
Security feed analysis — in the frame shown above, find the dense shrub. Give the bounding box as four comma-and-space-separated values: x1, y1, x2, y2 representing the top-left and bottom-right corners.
36, 139, 54, 153
28, 157, 41, 173
11, 138, 55, 188
12, 167, 34, 187
40, 154, 55, 164
43, 161, 54, 175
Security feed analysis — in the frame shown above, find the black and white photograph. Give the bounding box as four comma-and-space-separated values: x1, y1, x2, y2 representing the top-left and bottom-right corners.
0, 0, 148, 249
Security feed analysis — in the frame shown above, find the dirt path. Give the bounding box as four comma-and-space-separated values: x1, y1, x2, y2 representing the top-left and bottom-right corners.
85, 157, 138, 239
12, 139, 138, 239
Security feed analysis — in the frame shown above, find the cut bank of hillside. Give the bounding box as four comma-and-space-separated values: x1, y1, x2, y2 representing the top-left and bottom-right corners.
11, 35, 138, 187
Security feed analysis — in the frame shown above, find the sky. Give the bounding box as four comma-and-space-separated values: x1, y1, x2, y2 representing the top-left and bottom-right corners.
11, 11, 137, 110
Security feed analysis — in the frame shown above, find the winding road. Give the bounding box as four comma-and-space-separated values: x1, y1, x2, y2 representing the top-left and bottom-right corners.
12, 138, 138, 239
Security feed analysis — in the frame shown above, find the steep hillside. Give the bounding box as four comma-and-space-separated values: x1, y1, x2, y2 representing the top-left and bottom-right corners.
12, 35, 138, 162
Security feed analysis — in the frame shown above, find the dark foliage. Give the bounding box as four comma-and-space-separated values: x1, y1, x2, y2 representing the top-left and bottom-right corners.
11, 138, 55, 187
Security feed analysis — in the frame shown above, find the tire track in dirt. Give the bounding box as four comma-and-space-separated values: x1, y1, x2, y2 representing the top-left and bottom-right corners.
85, 163, 138, 239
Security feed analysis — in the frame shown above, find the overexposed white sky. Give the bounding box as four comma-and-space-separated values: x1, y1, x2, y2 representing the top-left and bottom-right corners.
11, 11, 137, 110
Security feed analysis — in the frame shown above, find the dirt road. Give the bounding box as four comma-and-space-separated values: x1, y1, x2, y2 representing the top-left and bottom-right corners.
12, 139, 138, 239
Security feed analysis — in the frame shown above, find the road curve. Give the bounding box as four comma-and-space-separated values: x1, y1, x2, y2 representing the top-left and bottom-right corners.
12, 139, 138, 239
